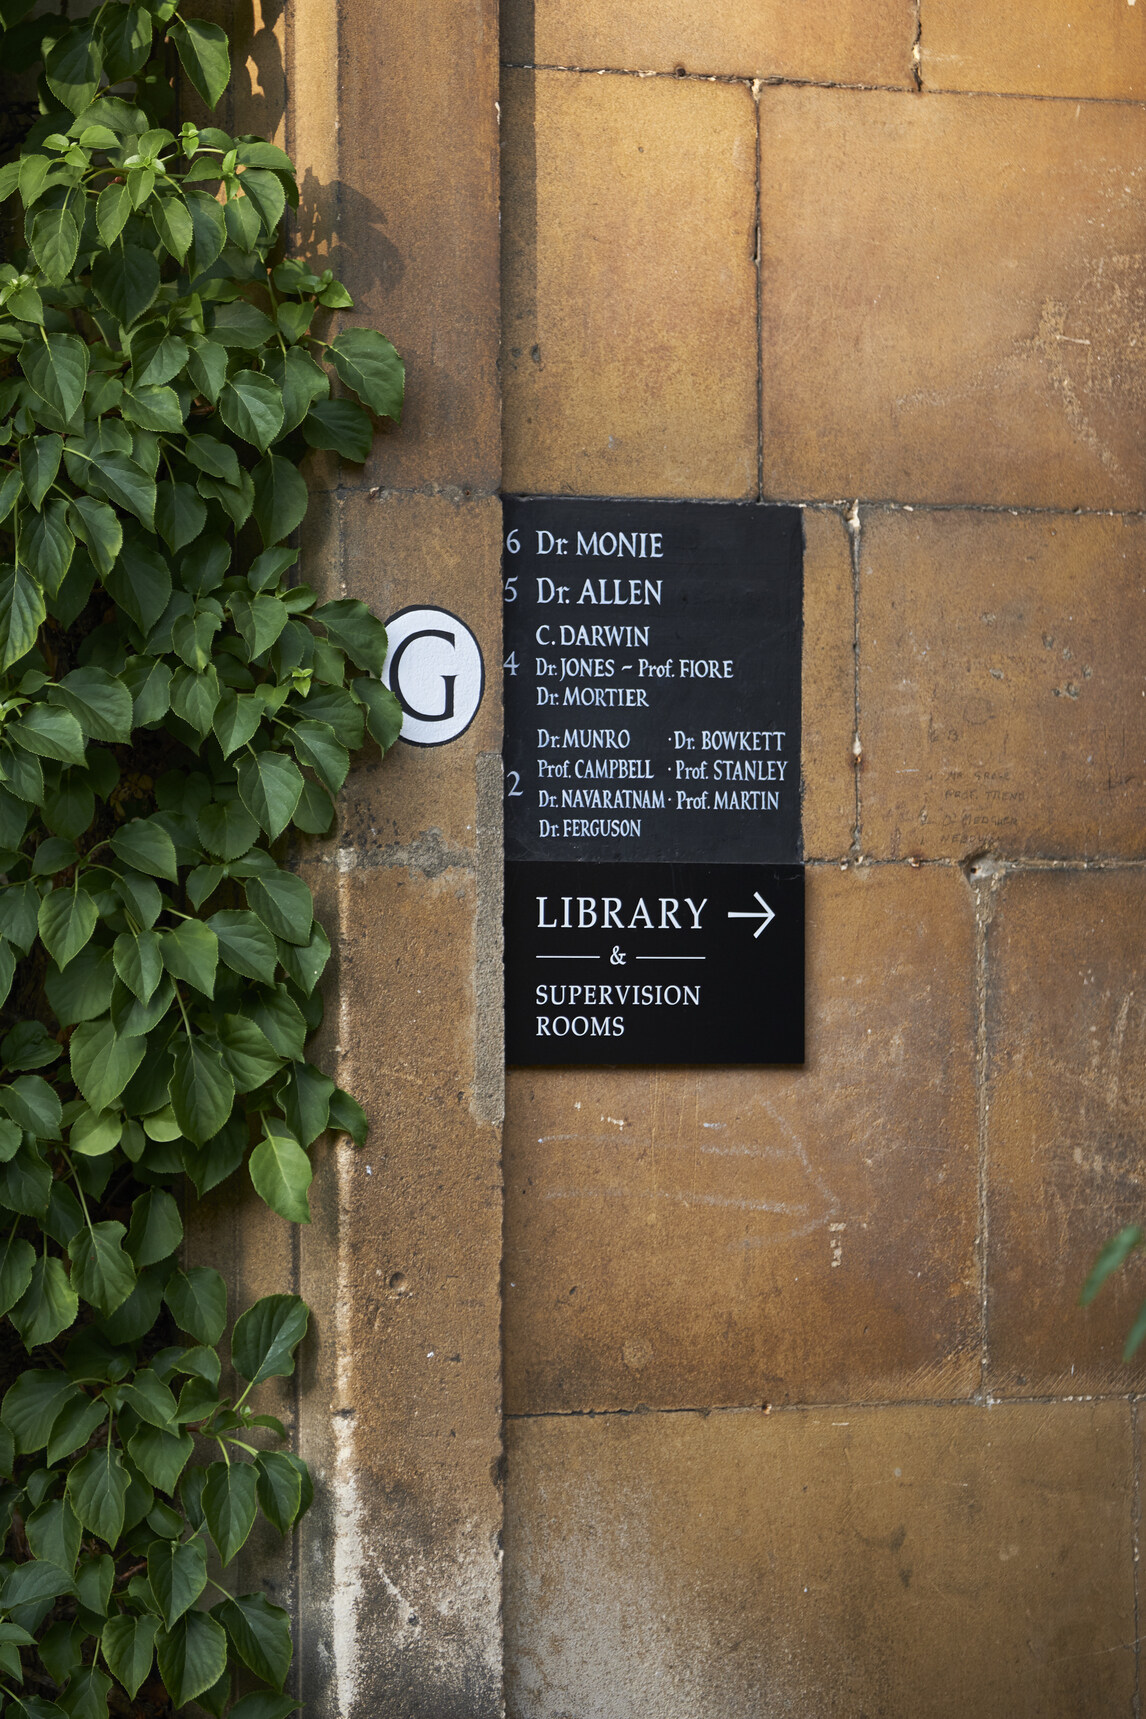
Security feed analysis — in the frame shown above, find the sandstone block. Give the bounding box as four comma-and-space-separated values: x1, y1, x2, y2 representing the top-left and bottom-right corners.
502, 69, 758, 498
760, 87, 1146, 509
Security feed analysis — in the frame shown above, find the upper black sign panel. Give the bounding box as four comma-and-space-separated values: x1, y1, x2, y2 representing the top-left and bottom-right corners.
503, 499, 803, 866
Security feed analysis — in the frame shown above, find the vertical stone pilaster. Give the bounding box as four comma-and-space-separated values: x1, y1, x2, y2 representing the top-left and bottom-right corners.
193, 2, 503, 1714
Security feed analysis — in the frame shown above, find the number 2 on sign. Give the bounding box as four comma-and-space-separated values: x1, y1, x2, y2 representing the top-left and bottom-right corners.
506, 771, 523, 797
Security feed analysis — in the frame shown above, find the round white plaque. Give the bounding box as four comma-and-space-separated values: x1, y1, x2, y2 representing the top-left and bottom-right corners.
381, 606, 485, 747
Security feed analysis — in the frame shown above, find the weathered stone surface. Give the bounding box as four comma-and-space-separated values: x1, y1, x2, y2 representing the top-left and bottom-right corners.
249, 1, 504, 1711
502, 0, 916, 88
304, 0, 500, 493
802, 508, 856, 859
504, 864, 979, 1412
502, 69, 758, 498
923, 0, 1146, 100
987, 869, 1146, 1397
297, 862, 503, 1719
759, 87, 1146, 509
858, 509, 1146, 861
505, 1401, 1136, 1718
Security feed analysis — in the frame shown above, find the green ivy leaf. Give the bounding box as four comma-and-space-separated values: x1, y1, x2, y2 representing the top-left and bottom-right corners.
231, 1291, 309, 1386
265, 347, 327, 435
46, 1395, 108, 1465
11, 704, 86, 765
244, 870, 313, 945
58, 1664, 111, 1719
170, 663, 221, 735
237, 167, 286, 233
113, 928, 163, 1003
303, 398, 373, 463
101, 1613, 159, 1702
2, 1372, 80, 1452
208, 909, 278, 982
0, 1073, 60, 1138
19, 432, 63, 511
67, 496, 122, 577
44, 27, 103, 114
159, 919, 219, 997
125, 1189, 183, 1270
170, 1036, 234, 1145
69, 1020, 147, 1111
22, 333, 89, 421
197, 798, 259, 862
219, 372, 284, 452
227, 1694, 301, 1719
91, 244, 161, 327
11, 1255, 79, 1345
184, 191, 227, 280
54, 665, 134, 743
18, 497, 74, 594
216, 1592, 292, 1689
128, 1421, 194, 1493
288, 718, 350, 795
0, 562, 47, 671
0, 1235, 35, 1316
67, 1443, 131, 1543
151, 192, 194, 261
121, 383, 185, 433
328, 1086, 369, 1146
86, 450, 157, 531
164, 1265, 227, 1345
67, 1221, 136, 1317
26, 1495, 82, 1575
203, 1460, 257, 1565
167, 16, 231, 107
281, 1060, 334, 1146
147, 1535, 207, 1629
45, 942, 115, 1024
217, 1013, 282, 1093
315, 599, 388, 676
38, 889, 98, 970
0, 1557, 74, 1610
110, 817, 178, 880
101, 3, 154, 80
212, 688, 265, 757
277, 918, 331, 995
30, 206, 80, 286
95, 181, 132, 248
251, 455, 308, 547
328, 327, 404, 421
249, 1126, 312, 1224
236, 750, 303, 840
156, 1608, 228, 1709
156, 479, 207, 551
255, 1450, 304, 1534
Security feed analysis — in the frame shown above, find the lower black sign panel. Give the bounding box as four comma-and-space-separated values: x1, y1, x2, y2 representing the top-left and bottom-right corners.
506, 862, 804, 1066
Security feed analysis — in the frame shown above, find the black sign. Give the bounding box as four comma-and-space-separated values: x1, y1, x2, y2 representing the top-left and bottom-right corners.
503, 499, 804, 1066
505, 861, 804, 1065
504, 499, 801, 865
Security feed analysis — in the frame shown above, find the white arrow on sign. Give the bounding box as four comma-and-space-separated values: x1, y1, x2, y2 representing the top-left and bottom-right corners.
727, 892, 776, 938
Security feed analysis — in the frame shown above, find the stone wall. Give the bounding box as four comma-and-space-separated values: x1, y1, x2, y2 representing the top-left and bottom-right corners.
500, 3, 1146, 1715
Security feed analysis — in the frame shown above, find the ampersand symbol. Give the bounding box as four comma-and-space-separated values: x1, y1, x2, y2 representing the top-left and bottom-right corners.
610, 946, 626, 965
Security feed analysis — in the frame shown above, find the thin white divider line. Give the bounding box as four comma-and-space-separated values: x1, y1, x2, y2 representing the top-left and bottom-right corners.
535, 954, 601, 960
635, 955, 706, 961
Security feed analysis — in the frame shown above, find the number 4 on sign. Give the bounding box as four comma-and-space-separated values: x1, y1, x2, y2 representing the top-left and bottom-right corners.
727, 893, 776, 937
504, 652, 519, 676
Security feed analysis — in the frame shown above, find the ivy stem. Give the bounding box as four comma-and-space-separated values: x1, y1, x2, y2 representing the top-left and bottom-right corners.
60, 1148, 94, 1237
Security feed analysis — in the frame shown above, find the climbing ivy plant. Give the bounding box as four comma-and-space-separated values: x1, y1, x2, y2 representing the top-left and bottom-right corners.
0, 2, 404, 1713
